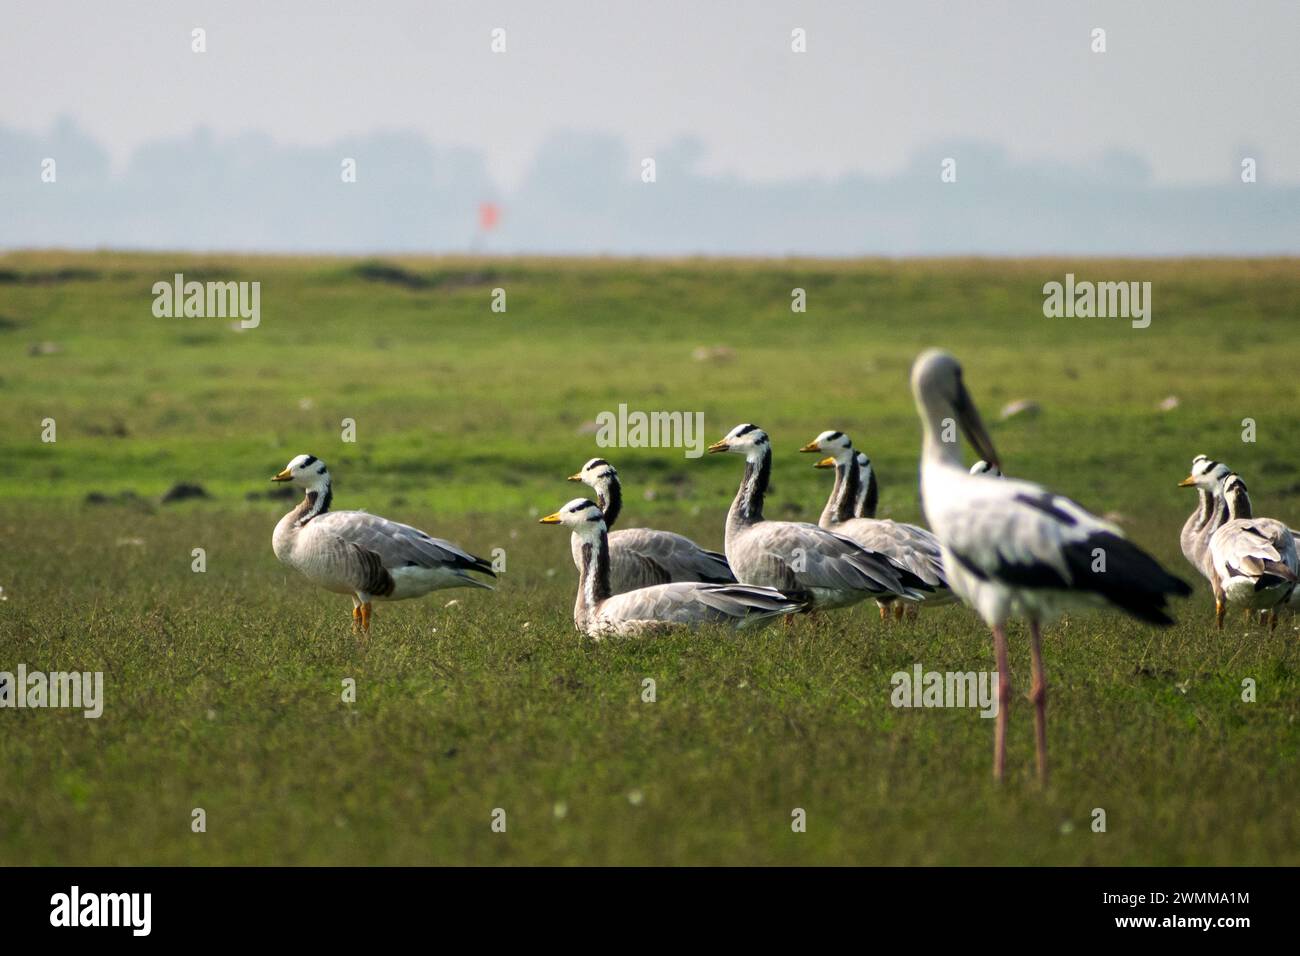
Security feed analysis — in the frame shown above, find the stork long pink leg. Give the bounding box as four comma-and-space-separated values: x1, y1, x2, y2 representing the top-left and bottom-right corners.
992, 624, 1010, 782
1028, 620, 1049, 786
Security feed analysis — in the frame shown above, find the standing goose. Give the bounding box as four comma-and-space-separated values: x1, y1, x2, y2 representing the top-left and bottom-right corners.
1177, 454, 1233, 584
706, 424, 929, 610
1207, 473, 1297, 631
271, 454, 495, 633
910, 350, 1191, 784
567, 458, 735, 593
539, 498, 807, 639
803, 430, 953, 618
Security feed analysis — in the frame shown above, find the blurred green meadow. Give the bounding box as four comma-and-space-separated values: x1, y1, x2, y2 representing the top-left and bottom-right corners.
1, 251, 1298, 864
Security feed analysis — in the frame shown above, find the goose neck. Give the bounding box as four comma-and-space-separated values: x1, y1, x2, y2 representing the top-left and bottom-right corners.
730, 446, 771, 523
595, 477, 622, 529
297, 481, 333, 526
858, 461, 879, 518
824, 456, 859, 526
575, 530, 612, 610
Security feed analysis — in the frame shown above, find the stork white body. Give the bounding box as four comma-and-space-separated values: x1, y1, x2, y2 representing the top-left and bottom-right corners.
910, 350, 1190, 784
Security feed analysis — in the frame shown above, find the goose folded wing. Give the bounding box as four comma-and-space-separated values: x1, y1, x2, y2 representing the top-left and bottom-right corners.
300, 524, 394, 595
1215, 523, 1297, 581
612, 528, 735, 583
600, 582, 800, 625
836, 518, 947, 588
742, 522, 914, 596
693, 584, 806, 616
598, 584, 711, 625
310, 511, 494, 574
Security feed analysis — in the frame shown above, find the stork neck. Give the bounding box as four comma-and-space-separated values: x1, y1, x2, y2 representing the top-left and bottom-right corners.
921, 411, 964, 470
730, 447, 771, 523
595, 477, 622, 529
575, 531, 612, 610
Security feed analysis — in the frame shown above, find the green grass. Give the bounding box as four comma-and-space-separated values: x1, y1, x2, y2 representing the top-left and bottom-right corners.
1, 251, 1298, 864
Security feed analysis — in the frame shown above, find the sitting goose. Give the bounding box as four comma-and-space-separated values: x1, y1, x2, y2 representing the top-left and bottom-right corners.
539, 498, 807, 639
706, 424, 930, 610
803, 430, 953, 618
1207, 473, 1297, 631
567, 458, 735, 593
271, 454, 495, 633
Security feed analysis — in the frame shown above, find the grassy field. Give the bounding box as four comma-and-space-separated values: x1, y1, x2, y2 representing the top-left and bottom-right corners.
1, 251, 1298, 865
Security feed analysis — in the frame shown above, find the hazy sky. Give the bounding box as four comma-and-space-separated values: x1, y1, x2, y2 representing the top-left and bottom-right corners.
4, 0, 1298, 188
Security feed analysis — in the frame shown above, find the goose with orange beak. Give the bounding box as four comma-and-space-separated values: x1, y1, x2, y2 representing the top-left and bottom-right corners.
1206, 473, 1297, 631
539, 498, 805, 638
801, 429, 952, 619
706, 424, 930, 611
270, 454, 495, 636
565, 458, 734, 593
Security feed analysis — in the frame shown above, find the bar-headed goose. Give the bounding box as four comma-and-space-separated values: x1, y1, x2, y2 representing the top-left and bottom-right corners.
705, 424, 929, 610
1207, 473, 1297, 630
567, 458, 734, 593
910, 350, 1191, 784
539, 498, 806, 639
271, 454, 495, 633
1177, 454, 1233, 585
803, 430, 952, 617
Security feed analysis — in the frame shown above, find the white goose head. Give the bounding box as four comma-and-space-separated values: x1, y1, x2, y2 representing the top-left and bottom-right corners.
910, 350, 1000, 469
539, 498, 607, 537
800, 429, 855, 469
970, 460, 1003, 477
568, 457, 618, 490
708, 423, 770, 461
272, 454, 332, 492
1178, 454, 1232, 491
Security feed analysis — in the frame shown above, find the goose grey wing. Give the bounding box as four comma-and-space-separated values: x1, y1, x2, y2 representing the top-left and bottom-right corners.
1212, 520, 1297, 579
692, 584, 807, 622
610, 528, 735, 584
597, 582, 802, 628
296, 522, 395, 595
738, 521, 915, 597
835, 518, 947, 588
311, 511, 495, 576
